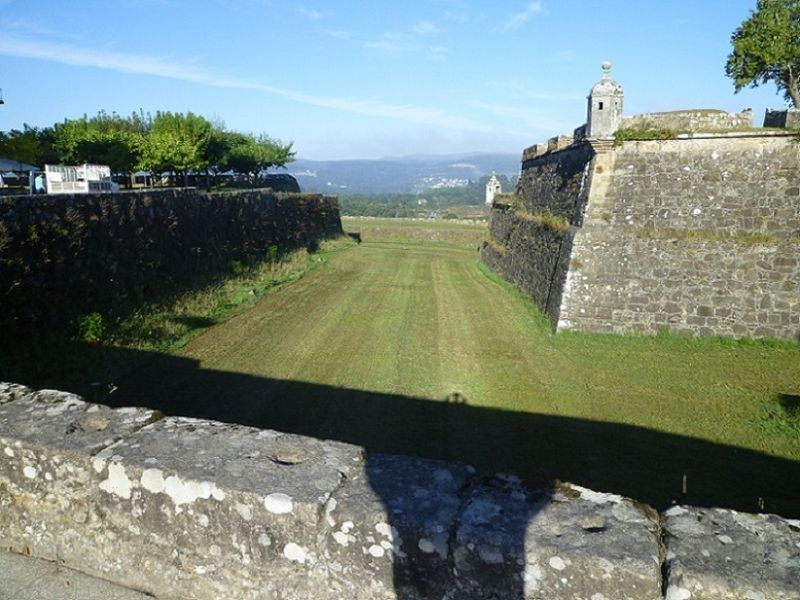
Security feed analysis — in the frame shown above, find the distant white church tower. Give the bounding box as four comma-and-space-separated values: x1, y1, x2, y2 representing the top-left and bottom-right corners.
586, 62, 624, 139
485, 173, 502, 205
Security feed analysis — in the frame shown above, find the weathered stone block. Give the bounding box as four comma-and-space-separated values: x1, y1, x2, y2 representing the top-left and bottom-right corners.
663, 506, 800, 600
453, 481, 662, 599
83, 416, 365, 598
0, 385, 158, 564
322, 454, 470, 599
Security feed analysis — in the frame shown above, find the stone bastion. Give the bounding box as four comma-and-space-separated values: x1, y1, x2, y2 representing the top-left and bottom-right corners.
482, 133, 800, 340
1, 382, 798, 599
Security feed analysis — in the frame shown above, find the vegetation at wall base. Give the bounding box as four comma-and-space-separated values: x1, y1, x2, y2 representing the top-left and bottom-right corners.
613, 126, 677, 145
0, 238, 355, 390
516, 208, 570, 234
631, 226, 799, 245
482, 235, 508, 257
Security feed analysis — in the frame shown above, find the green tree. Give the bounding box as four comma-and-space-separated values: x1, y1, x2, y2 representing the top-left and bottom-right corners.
214, 131, 294, 184
218, 131, 262, 180
0, 125, 41, 167
726, 0, 800, 107
139, 111, 212, 185
52, 111, 146, 183
203, 121, 230, 187
259, 134, 295, 170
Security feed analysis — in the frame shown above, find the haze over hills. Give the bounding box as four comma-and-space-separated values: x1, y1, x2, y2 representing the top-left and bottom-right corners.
288, 153, 520, 195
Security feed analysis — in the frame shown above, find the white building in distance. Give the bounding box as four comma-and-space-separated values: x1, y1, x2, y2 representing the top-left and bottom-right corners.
485, 173, 502, 205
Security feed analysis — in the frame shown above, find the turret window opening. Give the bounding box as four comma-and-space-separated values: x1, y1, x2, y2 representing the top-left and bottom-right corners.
598, 101, 604, 110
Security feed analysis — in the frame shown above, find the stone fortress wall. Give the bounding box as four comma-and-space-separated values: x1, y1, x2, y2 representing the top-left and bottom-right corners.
764, 107, 800, 129
0, 188, 342, 338
2, 383, 798, 599
559, 135, 800, 338
481, 65, 800, 340
620, 108, 754, 132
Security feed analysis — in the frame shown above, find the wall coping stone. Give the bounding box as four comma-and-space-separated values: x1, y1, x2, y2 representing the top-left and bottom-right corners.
1, 382, 798, 599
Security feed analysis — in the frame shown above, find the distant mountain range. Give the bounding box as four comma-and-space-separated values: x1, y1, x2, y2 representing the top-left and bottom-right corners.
287, 152, 521, 195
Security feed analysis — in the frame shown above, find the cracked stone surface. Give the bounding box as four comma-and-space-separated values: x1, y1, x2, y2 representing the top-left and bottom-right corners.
663, 506, 800, 600
0, 550, 153, 600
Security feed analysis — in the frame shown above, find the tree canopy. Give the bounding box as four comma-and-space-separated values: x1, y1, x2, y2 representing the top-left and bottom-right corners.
1, 109, 294, 187
0, 125, 57, 167
726, 0, 800, 107
139, 111, 212, 178
53, 111, 147, 175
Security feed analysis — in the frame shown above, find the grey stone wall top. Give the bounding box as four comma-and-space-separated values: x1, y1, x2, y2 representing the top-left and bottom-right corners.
0, 386, 157, 455
621, 108, 753, 133
663, 506, 800, 600
94, 415, 363, 507
2, 383, 799, 599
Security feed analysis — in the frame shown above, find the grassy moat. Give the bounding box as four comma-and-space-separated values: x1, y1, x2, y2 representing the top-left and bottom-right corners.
9, 218, 800, 516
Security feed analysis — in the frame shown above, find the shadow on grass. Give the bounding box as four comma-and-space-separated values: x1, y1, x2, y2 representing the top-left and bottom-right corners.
779, 393, 800, 415
17, 340, 797, 520
170, 315, 219, 329
7, 340, 800, 597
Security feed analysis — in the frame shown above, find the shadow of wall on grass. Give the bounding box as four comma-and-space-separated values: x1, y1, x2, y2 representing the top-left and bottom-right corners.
88, 346, 800, 519
14, 342, 800, 597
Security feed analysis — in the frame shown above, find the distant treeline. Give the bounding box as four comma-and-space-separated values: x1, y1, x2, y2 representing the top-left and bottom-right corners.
0, 111, 294, 186
339, 174, 516, 217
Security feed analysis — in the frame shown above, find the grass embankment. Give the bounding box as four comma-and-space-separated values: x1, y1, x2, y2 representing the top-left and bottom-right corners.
101, 218, 800, 516
110, 241, 349, 352
2, 239, 355, 390
342, 216, 486, 249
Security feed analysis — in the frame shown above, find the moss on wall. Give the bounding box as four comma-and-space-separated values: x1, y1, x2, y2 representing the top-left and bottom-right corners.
0, 188, 342, 341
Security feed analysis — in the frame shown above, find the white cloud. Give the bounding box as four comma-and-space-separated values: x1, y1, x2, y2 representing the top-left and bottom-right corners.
499, 1, 543, 32
0, 35, 487, 132
365, 31, 448, 58
325, 29, 352, 40
364, 31, 409, 54
5, 16, 56, 36
469, 100, 576, 135
413, 20, 441, 35
298, 7, 322, 20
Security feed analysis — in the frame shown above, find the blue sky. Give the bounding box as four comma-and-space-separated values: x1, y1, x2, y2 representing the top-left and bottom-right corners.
0, 0, 789, 160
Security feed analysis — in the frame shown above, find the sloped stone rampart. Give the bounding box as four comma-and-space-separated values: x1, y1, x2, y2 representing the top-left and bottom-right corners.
1, 382, 798, 599
0, 188, 342, 337
480, 144, 593, 328
559, 137, 800, 339
483, 135, 800, 340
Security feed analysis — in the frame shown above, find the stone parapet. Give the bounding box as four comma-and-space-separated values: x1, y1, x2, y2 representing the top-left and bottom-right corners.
547, 135, 574, 153
621, 108, 753, 132
1, 382, 798, 599
764, 107, 800, 129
